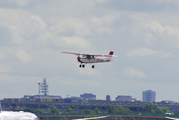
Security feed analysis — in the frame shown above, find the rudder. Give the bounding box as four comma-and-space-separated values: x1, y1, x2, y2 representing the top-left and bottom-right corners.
109, 51, 114, 55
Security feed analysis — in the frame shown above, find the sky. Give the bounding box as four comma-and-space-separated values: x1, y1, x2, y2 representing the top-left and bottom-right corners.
1, 0, 179, 102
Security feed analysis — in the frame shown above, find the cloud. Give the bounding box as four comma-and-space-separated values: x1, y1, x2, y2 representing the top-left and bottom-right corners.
16, 49, 32, 63
123, 67, 146, 79
50, 18, 91, 36
8, 0, 31, 6
53, 36, 90, 49
0, 64, 11, 72
0, 53, 7, 60
0, 8, 47, 44
145, 21, 179, 44
96, 27, 112, 34
127, 47, 175, 58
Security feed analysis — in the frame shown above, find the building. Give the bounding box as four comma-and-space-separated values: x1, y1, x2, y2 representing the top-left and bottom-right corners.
161, 100, 174, 104
106, 95, 111, 101
80, 93, 96, 100
142, 90, 156, 102
116, 95, 136, 102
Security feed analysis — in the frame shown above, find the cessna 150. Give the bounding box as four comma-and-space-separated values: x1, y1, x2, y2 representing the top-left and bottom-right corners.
62, 51, 115, 68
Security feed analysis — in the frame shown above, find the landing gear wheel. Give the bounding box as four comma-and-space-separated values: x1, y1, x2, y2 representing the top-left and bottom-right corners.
92, 65, 95, 69
82, 64, 85, 68
79, 64, 81, 68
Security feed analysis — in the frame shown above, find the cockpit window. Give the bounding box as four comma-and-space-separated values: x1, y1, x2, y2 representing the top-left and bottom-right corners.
82, 55, 95, 59
83, 54, 88, 58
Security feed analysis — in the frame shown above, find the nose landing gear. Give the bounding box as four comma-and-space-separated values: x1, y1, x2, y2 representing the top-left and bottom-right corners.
92, 65, 95, 69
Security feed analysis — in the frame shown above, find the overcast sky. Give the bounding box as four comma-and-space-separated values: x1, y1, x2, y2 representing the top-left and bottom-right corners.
1, 0, 179, 102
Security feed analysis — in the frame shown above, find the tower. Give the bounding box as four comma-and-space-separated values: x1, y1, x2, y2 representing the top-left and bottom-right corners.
40, 78, 48, 96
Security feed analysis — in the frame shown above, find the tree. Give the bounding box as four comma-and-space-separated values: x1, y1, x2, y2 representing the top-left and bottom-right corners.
94, 107, 99, 113
61, 116, 68, 120
48, 106, 60, 114
142, 103, 172, 114
81, 115, 86, 118
116, 106, 130, 113
65, 106, 75, 113
83, 109, 92, 113
142, 102, 157, 113
35, 108, 44, 114
156, 106, 171, 114
22, 108, 31, 112
108, 105, 114, 113
142, 117, 148, 120
130, 115, 136, 120
115, 116, 124, 120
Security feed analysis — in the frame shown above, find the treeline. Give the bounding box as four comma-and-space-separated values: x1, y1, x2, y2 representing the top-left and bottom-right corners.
35, 102, 172, 114
108, 102, 172, 114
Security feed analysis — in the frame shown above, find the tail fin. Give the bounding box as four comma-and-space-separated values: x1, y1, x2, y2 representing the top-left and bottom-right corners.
109, 51, 114, 55
105, 51, 114, 61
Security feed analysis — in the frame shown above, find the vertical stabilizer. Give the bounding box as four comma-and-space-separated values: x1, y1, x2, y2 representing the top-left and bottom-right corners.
105, 51, 114, 60
109, 51, 114, 55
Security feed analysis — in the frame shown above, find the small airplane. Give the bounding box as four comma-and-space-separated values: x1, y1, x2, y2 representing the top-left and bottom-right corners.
0, 101, 39, 120
62, 51, 115, 68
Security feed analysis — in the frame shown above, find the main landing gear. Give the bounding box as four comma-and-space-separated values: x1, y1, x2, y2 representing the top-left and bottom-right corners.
79, 64, 85, 68
79, 64, 95, 69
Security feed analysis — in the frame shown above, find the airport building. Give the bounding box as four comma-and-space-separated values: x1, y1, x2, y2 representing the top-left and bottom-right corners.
142, 90, 156, 102
80, 93, 96, 100
116, 95, 136, 102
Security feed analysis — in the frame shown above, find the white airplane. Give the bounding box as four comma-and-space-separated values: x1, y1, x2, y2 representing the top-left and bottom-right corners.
0, 101, 39, 120
62, 51, 115, 68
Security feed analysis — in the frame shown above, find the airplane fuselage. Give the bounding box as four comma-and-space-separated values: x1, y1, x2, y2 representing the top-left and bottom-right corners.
0, 111, 39, 120
77, 57, 110, 63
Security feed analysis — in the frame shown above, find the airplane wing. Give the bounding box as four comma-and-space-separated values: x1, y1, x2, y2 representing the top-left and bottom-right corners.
165, 117, 179, 120
72, 116, 109, 120
89, 54, 112, 57
62, 51, 82, 55
62, 51, 116, 57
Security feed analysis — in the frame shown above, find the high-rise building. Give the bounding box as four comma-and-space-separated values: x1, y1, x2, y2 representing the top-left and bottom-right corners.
142, 90, 156, 102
